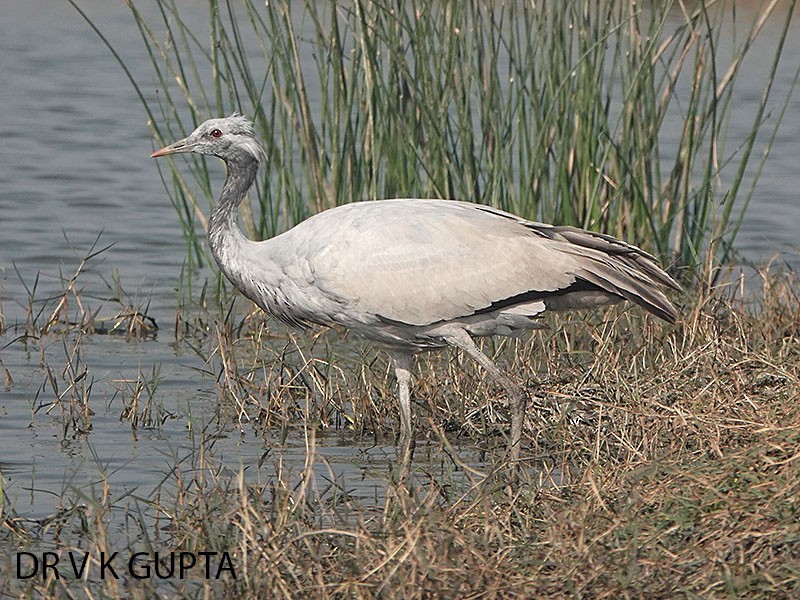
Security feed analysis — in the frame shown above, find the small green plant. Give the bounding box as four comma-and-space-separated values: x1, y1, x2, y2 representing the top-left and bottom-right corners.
34, 331, 95, 440
114, 363, 171, 430
10, 235, 157, 339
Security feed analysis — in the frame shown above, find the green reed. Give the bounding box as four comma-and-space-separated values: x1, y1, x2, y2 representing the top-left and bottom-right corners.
76, 0, 795, 292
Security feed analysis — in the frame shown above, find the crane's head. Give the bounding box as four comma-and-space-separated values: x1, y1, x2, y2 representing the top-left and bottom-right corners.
151, 113, 266, 164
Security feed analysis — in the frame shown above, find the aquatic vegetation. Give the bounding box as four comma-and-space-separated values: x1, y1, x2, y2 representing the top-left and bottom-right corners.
9, 236, 157, 340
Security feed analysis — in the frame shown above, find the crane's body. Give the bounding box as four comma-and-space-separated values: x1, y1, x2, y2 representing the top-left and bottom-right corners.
216, 198, 676, 347
152, 114, 680, 466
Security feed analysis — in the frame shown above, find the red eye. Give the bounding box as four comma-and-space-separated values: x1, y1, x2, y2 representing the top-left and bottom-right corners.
210, 128, 222, 138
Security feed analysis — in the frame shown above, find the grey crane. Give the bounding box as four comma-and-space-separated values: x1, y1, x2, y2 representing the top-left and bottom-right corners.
152, 114, 680, 465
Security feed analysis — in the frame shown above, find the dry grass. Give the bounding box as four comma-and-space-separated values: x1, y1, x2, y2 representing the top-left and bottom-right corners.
3, 269, 800, 598
218, 271, 800, 599
11, 237, 158, 341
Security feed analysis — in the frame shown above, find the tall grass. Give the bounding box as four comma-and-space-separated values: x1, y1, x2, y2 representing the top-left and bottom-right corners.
77, 0, 793, 285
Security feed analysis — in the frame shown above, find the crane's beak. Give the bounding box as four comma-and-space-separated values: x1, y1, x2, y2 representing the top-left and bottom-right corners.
150, 137, 193, 158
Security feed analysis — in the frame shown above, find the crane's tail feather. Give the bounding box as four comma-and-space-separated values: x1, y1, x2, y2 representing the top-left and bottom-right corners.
544, 226, 681, 323
576, 264, 679, 324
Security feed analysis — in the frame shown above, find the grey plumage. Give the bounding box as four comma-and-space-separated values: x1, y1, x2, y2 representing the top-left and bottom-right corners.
152, 114, 681, 466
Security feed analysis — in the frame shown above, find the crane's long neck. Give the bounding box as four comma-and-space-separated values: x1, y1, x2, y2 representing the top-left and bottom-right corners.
207, 157, 266, 297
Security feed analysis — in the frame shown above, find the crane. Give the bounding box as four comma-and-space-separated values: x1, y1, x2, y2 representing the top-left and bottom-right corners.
152, 114, 680, 466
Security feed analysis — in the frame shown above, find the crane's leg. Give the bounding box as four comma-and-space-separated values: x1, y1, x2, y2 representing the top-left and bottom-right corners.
443, 328, 526, 464
389, 350, 415, 470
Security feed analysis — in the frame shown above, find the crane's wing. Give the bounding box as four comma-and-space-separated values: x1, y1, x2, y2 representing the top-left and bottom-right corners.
287, 199, 678, 329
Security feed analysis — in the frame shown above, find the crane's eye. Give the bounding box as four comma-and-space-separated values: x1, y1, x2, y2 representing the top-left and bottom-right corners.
210, 128, 222, 138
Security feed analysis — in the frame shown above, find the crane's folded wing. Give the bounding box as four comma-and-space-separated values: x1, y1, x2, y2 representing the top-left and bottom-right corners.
301, 200, 584, 327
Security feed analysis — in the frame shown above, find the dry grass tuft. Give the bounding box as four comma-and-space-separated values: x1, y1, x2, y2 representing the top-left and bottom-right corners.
10, 238, 158, 341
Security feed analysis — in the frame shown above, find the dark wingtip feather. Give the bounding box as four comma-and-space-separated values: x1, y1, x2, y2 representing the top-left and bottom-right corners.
543, 226, 682, 324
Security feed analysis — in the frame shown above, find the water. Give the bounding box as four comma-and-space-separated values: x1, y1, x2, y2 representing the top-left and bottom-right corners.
0, 0, 798, 554
0, 1, 410, 535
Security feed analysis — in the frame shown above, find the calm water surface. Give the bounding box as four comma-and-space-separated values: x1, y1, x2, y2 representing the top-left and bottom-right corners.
0, 0, 405, 531
0, 0, 798, 540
